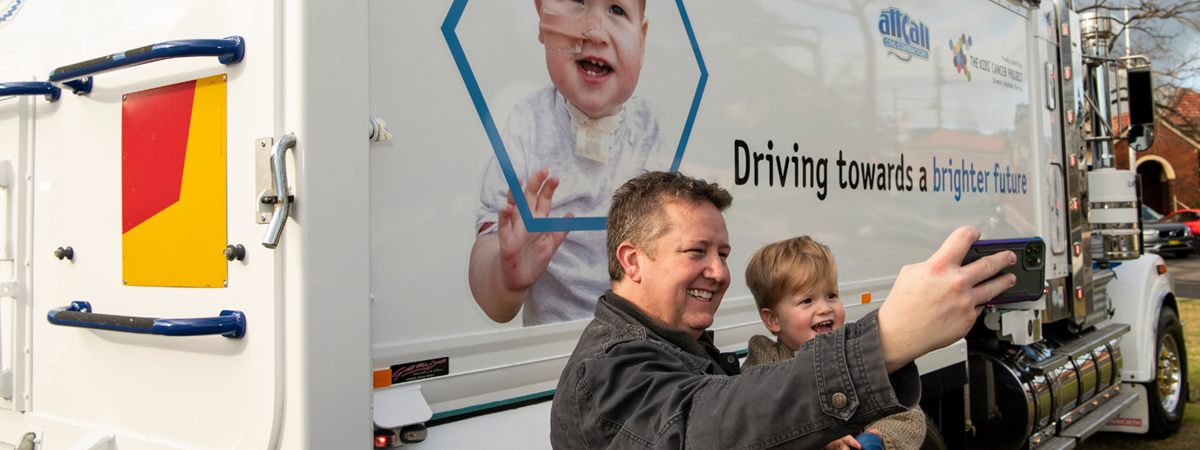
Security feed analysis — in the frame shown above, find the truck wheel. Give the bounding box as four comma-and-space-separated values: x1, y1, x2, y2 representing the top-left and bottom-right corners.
1143, 305, 1188, 438
920, 411, 947, 450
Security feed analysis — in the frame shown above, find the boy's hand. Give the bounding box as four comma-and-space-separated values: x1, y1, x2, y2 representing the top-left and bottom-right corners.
496, 167, 573, 292
822, 430, 880, 450
878, 226, 1016, 372
822, 434, 859, 450
822, 435, 858, 450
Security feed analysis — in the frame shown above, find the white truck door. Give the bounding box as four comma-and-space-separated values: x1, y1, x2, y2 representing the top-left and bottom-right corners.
0, 2, 282, 448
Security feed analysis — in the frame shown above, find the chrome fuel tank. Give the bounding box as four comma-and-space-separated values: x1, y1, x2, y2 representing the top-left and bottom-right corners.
967, 334, 1123, 449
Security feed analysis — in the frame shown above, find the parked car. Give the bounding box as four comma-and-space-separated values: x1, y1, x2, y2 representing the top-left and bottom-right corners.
1164, 208, 1200, 235
1143, 206, 1194, 258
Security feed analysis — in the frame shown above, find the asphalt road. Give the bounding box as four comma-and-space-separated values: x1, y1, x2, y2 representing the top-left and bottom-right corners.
1161, 251, 1200, 299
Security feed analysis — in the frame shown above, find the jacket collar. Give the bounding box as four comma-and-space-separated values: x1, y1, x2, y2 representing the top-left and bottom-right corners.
601, 290, 719, 362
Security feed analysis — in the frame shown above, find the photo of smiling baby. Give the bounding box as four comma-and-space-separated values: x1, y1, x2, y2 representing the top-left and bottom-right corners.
468, 0, 674, 326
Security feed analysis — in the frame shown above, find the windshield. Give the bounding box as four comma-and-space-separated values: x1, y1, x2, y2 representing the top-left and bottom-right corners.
1173, 211, 1200, 222
1143, 205, 1165, 221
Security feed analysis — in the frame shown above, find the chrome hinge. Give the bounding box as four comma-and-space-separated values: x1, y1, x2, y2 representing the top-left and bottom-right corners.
256, 137, 275, 224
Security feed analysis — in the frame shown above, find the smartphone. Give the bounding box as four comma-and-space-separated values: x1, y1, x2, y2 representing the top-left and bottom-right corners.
961, 237, 1046, 304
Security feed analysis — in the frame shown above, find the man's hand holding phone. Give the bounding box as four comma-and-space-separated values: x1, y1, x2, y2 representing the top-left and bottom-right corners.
961, 238, 1046, 304
877, 227, 1017, 373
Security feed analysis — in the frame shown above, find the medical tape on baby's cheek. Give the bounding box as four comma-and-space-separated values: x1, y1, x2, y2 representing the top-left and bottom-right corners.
538, 9, 602, 53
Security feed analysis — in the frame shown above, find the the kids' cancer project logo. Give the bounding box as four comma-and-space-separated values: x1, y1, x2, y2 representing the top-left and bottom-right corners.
951, 34, 973, 81
878, 7, 930, 63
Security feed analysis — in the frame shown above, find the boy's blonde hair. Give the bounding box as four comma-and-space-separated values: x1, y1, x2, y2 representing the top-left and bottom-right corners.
745, 236, 838, 312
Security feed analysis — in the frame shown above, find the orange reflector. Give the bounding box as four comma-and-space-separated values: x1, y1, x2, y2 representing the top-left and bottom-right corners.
373, 369, 392, 389
1158, 265, 1168, 274
861, 293, 872, 304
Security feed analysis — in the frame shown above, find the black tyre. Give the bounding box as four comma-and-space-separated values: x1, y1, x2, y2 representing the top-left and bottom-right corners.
1144, 305, 1188, 439
920, 410, 947, 450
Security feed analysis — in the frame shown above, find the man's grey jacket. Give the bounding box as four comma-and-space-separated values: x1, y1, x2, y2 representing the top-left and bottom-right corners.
549, 291, 920, 449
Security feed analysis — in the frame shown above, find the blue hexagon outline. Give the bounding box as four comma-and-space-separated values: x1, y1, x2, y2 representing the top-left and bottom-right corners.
441, 0, 707, 232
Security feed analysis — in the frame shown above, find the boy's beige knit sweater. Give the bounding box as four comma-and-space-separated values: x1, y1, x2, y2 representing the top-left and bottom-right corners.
743, 335, 927, 450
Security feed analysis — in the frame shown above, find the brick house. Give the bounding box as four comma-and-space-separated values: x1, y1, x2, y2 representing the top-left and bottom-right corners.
1113, 88, 1200, 214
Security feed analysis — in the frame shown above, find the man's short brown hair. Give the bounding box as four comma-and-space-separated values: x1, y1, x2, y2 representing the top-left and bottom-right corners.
607, 171, 733, 282
745, 236, 838, 312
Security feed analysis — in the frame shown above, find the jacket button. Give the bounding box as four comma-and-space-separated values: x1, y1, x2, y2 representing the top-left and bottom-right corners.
832, 392, 847, 409
727, 355, 736, 364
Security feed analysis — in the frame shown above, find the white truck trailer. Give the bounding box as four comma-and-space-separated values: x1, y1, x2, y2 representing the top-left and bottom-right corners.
0, 0, 1187, 449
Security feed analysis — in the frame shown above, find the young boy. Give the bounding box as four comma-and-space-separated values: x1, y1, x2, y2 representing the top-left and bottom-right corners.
469, 0, 673, 326
744, 237, 926, 450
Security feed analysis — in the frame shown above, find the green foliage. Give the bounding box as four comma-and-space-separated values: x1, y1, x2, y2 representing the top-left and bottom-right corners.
1180, 298, 1200, 421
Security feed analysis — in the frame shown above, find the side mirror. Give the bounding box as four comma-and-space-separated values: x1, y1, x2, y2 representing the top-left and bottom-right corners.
1128, 124, 1154, 151
1126, 65, 1155, 151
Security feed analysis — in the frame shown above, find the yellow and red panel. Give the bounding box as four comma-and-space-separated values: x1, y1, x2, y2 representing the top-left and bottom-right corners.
122, 74, 226, 288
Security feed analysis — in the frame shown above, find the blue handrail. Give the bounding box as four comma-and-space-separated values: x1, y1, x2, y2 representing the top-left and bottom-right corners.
48, 36, 245, 95
47, 301, 246, 339
0, 81, 61, 102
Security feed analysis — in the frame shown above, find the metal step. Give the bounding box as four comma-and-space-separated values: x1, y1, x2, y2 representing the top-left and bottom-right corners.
1035, 437, 1077, 450
1029, 323, 1129, 376
1053, 323, 1129, 359
1059, 386, 1140, 441
1029, 353, 1070, 376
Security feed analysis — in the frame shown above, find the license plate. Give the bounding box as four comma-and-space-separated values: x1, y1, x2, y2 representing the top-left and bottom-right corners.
1169, 240, 1181, 245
